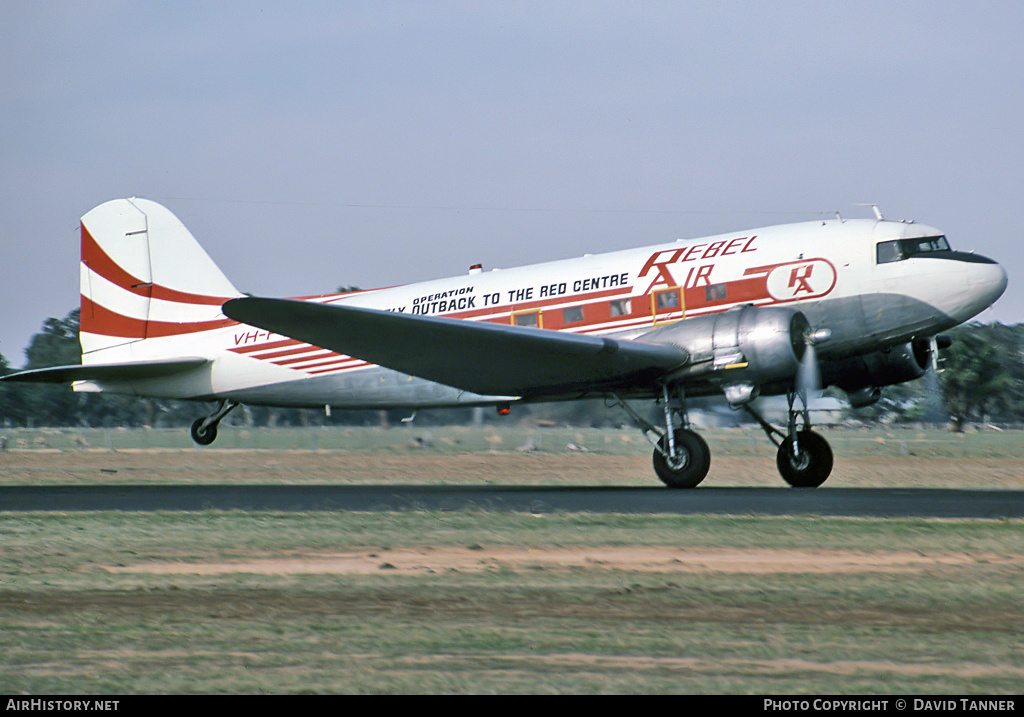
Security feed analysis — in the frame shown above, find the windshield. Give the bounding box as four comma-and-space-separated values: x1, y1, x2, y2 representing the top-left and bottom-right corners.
876, 235, 950, 264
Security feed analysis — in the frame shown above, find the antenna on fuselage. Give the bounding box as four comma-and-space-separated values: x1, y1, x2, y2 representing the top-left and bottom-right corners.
854, 203, 884, 221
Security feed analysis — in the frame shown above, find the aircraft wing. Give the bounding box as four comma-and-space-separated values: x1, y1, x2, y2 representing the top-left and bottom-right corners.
1, 358, 209, 384
223, 297, 688, 398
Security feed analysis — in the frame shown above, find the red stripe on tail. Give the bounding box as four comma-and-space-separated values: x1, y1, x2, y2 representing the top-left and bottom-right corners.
80, 295, 236, 339
81, 225, 233, 306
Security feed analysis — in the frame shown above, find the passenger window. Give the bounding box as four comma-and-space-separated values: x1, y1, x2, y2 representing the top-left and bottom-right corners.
655, 290, 680, 309
705, 284, 727, 302
513, 312, 539, 328
876, 240, 902, 264
562, 306, 584, 324
609, 299, 631, 317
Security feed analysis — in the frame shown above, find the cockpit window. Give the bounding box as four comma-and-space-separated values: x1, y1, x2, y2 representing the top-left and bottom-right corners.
905, 236, 950, 255
876, 235, 950, 264
876, 240, 903, 264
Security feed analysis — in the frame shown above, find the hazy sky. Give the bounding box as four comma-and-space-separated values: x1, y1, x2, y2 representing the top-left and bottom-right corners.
2, 1, 1021, 365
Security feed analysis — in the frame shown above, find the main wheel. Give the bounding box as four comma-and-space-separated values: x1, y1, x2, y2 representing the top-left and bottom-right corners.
190, 418, 218, 446
653, 428, 711, 488
776, 430, 833, 487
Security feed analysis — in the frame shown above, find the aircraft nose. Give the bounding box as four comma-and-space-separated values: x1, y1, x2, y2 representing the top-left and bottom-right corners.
969, 255, 1008, 307
934, 252, 1007, 323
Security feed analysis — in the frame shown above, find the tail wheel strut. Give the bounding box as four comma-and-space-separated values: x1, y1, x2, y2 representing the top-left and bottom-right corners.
190, 400, 239, 446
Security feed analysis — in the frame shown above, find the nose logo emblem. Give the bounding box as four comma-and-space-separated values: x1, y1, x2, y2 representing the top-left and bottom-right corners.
766, 259, 837, 302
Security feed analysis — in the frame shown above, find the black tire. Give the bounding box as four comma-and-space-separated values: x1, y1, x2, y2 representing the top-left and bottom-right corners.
776, 430, 833, 488
652, 429, 711, 488
190, 418, 218, 446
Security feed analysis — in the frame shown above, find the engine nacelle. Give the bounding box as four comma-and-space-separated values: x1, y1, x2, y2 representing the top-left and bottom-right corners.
640, 305, 810, 388
846, 386, 882, 408
830, 340, 932, 396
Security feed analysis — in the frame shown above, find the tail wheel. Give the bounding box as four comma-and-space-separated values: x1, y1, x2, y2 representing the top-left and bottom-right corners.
190, 418, 218, 446
776, 430, 833, 488
653, 429, 711, 489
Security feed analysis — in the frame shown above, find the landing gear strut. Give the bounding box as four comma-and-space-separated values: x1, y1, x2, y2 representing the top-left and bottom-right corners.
611, 386, 711, 488
614, 384, 833, 488
653, 429, 711, 488
190, 400, 239, 446
745, 392, 833, 488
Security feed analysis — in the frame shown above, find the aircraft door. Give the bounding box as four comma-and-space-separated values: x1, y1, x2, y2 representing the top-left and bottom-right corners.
861, 223, 932, 342
861, 236, 902, 340
650, 286, 684, 326
511, 309, 543, 328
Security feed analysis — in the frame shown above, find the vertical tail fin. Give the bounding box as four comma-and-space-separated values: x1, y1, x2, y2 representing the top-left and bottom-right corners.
79, 198, 241, 357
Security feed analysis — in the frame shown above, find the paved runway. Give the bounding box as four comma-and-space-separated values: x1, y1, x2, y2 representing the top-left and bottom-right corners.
1, 484, 1021, 518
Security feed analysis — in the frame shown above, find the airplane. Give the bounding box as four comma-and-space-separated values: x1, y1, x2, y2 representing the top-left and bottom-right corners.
2, 198, 1006, 488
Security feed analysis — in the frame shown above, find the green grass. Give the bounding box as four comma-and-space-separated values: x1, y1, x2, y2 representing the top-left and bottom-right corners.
1, 511, 1022, 694
5, 423, 1024, 457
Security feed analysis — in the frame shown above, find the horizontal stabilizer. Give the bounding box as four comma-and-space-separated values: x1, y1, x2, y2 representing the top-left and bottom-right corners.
223, 297, 688, 397
1, 358, 209, 384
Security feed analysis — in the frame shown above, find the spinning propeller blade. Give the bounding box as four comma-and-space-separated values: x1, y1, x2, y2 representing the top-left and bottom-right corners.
797, 328, 832, 408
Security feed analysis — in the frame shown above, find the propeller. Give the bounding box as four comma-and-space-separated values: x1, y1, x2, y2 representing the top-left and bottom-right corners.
797, 327, 832, 411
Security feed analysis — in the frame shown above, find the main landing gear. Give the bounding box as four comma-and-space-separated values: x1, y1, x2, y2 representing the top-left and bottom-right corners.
611, 386, 711, 488
743, 392, 833, 488
612, 386, 834, 489
190, 399, 239, 446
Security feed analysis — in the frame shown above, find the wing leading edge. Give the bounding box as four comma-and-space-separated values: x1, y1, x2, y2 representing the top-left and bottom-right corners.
222, 297, 688, 398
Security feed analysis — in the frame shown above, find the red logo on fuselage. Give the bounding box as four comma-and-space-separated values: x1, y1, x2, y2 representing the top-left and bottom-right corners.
638, 236, 757, 292
766, 259, 837, 302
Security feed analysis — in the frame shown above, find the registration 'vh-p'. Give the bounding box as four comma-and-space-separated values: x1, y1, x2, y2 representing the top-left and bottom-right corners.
4, 199, 1007, 487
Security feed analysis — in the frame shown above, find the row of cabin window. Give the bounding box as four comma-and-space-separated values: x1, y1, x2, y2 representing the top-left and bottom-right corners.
509, 235, 954, 328
512, 292, 684, 327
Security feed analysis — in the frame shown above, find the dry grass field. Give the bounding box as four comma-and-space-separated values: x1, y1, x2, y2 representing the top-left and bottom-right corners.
4, 423, 1024, 489
1, 425, 1023, 693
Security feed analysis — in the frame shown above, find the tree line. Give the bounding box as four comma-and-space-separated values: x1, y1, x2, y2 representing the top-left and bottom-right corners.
1, 308, 1021, 430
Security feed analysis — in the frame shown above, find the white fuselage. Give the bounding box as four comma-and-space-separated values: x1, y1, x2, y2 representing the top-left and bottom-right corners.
80, 217, 1007, 408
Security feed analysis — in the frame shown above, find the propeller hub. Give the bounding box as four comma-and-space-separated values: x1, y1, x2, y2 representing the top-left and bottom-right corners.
806, 328, 833, 346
